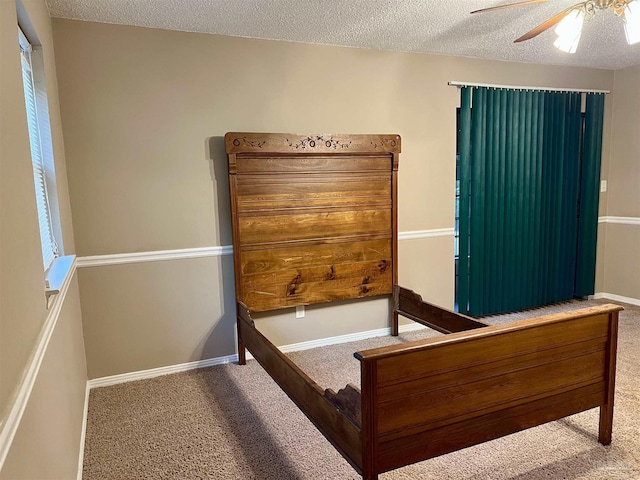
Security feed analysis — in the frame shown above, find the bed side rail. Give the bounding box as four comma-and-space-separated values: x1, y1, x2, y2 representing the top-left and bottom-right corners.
395, 285, 488, 333
356, 303, 622, 476
236, 302, 364, 473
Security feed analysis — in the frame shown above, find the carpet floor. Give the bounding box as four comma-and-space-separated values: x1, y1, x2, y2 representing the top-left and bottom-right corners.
83, 299, 639, 479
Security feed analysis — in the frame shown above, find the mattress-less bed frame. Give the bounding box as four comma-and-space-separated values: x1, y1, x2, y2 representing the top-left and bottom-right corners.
224, 132, 622, 480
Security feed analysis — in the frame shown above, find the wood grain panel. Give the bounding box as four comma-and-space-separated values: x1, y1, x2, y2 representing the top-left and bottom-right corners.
376, 349, 605, 435
370, 313, 610, 386
236, 155, 392, 174
239, 238, 392, 311
376, 337, 606, 404
243, 265, 392, 311
238, 209, 391, 246
241, 239, 391, 275
374, 383, 605, 473
243, 260, 391, 294
236, 173, 391, 212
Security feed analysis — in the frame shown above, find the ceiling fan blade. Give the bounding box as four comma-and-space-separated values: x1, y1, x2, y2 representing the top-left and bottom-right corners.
471, 0, 549, 15
514, 3, 583, 42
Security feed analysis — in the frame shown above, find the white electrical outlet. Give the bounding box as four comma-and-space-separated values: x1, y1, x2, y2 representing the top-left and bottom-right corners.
601, 180, 607, 192
296, 306, 305, 318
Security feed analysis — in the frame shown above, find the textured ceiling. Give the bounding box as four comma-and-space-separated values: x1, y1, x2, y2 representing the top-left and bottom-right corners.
46, 0, 640, 70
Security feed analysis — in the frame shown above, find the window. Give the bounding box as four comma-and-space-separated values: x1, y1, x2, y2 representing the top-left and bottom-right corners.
18, 26, 62, 275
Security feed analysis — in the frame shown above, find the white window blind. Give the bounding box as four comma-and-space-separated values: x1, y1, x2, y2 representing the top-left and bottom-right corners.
19, 27, 59, 271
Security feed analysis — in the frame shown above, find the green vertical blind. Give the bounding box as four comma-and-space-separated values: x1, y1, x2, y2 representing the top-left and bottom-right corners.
458, 86, 605, 317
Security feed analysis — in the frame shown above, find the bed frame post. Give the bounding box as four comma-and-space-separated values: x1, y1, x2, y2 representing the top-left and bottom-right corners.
236, 302, 252, 365
391, 285, 400, 336
598, 309, 619, 445
237, 325, 246, 365
360, 357, 379, 480
227, 152, 247, 364
390, 152, 399, 337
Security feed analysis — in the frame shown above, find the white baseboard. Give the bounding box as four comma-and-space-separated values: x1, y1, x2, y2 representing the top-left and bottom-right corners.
77, 383, 90, 480
87, 354, 239, 389
87, 322, 426, 389
277, 321, 425, 354
592, 292, 640, 307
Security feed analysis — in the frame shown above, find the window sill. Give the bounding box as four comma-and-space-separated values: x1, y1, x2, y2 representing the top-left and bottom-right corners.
45, 255, 75, 300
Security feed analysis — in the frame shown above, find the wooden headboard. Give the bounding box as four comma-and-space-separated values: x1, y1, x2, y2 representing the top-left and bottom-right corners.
225, 133, 401, 313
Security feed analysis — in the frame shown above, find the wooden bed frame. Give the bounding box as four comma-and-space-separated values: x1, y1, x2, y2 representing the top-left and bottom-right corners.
224, 132, 622, 480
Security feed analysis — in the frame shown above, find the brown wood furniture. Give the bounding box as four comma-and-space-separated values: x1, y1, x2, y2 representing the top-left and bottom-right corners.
225, 132, 622, 480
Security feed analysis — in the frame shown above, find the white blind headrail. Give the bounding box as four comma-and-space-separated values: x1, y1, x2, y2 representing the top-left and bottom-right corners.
448, 81, 610, 94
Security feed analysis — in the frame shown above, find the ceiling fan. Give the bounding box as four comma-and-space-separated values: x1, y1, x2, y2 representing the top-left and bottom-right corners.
472, 0, 640, 53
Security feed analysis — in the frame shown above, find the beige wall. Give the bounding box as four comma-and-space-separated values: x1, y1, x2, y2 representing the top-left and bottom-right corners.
600, 65, 640, 299
1, 0, 50, 423
0, 0, 86, 478
0, 277, 87, 480
77, 256, 236, 379
608, 65, 640, 218
52, 19, 614, 257
50, 18, 620, 379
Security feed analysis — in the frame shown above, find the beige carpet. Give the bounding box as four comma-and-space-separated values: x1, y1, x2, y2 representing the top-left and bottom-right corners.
83, 300, 640, 479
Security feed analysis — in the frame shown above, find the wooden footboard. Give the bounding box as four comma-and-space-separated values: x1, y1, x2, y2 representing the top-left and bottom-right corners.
237, 294, 621, 480
355, 302, 622, 479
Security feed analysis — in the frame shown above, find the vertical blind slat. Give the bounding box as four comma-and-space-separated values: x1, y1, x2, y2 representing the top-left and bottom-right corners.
469, 88, 486, 316
498, 90, 509, 313
457, 87, 472, 314
534, 91, 545, 307
575, 93, 606, 297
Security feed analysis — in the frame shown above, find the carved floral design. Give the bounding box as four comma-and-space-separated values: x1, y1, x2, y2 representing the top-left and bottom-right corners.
232, 137, 266, 148
286, 136, 352, 150
370, 138, 398, 150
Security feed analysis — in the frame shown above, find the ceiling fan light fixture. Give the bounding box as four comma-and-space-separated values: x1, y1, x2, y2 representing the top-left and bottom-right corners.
553, 9, 585, 53
624, 0, 640, 45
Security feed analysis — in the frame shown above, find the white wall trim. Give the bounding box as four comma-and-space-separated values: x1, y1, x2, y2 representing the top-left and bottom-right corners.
277, 321, 426, 354
76, 246, 233, 267
598, 216, 640, 226
74, 219, 640, 269
77, 383, 90, 480
0, 256, 77, 470
77, 229, 455, 268
87, 354, 239, 389
87, 322, 426, 389
592, 292, 640, 307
